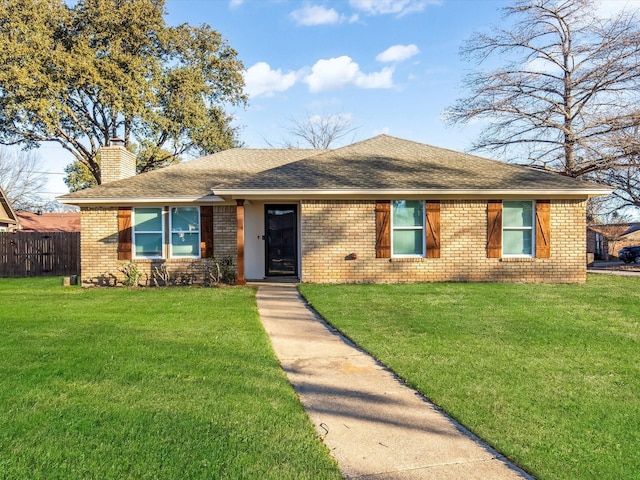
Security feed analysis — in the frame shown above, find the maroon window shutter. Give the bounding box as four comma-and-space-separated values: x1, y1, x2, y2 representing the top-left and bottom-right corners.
117, 207, 132, 260
425, 201, 441, 258
375, 201, 391, 258
535, 200, 551, 258
200, 206, 214, 258
487, 200, 502, 258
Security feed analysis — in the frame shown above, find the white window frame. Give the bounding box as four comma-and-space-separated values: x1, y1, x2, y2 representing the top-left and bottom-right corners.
502, 200, 535, 258
132, 207, 164, 259
169, 206, 201, 259
391, 200, 426, 258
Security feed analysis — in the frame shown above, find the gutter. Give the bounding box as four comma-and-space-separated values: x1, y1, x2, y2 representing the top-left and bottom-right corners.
56, 196, 226, 206
210, 188, 613, 199
56, 187, 613, 205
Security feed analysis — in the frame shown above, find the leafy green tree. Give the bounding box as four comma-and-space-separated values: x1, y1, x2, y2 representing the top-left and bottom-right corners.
64, 161, 97, 193
0, 0, 246, 187
63, 144, 178, 192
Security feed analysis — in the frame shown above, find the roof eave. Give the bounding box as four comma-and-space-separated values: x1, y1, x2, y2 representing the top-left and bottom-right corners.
57, 195, 225, 206
56, 187, 613, 205
0, 217, 20, 225
211, 187, 613, 200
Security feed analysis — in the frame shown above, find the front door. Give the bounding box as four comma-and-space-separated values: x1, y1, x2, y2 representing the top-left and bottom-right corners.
265, 205, 297, 276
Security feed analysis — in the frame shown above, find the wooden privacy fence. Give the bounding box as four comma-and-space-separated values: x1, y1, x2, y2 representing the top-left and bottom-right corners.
0, 232, 80, 277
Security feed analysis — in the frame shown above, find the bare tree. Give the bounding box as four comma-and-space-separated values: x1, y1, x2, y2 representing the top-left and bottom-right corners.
0, 148, 46, 210
284, 113, 357, 149
590, 126, 640, 210
587, 195, 634, 223
445, 0, 640, 179
599, 167, 640, 210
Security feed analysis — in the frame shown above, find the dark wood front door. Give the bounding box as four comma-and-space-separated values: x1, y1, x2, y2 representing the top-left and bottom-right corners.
265, 205, 297, 276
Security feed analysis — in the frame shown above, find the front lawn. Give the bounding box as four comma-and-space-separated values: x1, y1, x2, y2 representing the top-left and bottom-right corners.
299, 275, 640, 480
0, 278, 341, 480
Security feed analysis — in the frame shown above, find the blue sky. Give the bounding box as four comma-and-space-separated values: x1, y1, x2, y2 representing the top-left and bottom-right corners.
168, 0, 504, 150
39, 0, 639, 199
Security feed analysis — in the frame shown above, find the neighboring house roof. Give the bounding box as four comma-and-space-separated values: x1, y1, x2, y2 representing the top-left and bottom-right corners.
16, 212, 81, 232
58, 135, 610, 205
0, 187, 20, 229
622, 223, 640, 236
620, 223, 640, 243
588, 223, 633, 239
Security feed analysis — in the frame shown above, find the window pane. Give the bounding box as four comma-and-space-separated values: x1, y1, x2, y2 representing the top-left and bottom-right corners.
135, 233, 163, 257
392, 200, 424, 227
393, 229, 424, 255
503, 229, 532, 255
171, 232, 199, 257
503, 201, 533, 227
134, 208, 162, 232
171, 207, 199, 232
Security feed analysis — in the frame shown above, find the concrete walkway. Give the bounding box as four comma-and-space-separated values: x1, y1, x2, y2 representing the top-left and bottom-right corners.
255, 284, 532, 480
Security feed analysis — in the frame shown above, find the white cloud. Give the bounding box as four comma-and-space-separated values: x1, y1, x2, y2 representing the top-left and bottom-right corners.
291, 5, 340, 25
229, 0, 243, 8
304, 56, 394, 92
290, 4, 359, 25
355, 66, 395, 89
376, 44, 420, 63
244, 62, 298, 98
245, 56, 395, 97
349, 0, 440, 16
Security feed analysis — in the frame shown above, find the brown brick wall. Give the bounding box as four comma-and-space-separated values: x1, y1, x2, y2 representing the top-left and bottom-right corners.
80, 207, 120, 285
213, 206, 237, 259
300, 199, 587, 284
81, 199, 588, 286
80, 205, 237, 286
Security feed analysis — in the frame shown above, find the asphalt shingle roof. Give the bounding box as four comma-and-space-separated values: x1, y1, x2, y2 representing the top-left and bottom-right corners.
212, 135, 604, 192
59, 135, 607, 203
58, 149, 322, 201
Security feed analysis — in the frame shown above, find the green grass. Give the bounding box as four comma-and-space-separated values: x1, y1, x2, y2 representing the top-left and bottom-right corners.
0, 278, 341, 480
299, 275, 640, 480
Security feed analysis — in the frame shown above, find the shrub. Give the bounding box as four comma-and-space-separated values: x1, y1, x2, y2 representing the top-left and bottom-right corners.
203, 256, 237, 286
118, 262, 144, 287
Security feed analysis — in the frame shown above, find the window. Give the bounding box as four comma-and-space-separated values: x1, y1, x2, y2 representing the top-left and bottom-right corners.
131, 206, 201, 259
391, 200, 425, 256
502, 201, 534, 256
170, 207, 200, 257
133, 207, 163, 258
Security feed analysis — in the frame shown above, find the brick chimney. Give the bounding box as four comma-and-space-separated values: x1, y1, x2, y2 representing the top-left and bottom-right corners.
100, 139, 136, 184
